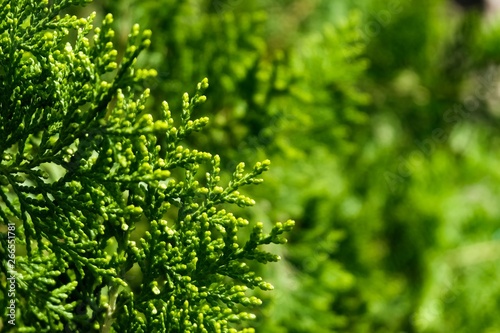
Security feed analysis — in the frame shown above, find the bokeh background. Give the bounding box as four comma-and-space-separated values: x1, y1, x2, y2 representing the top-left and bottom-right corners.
69, 0, 500, 331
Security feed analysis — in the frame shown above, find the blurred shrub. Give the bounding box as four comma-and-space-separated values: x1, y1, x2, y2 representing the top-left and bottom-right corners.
71, 0, 500, 331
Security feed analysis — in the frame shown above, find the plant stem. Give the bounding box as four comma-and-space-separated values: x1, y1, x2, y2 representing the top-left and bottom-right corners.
101, 283, 120, 333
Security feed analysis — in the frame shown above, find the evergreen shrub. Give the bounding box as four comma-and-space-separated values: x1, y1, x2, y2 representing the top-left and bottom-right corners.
0, 1, 293, 332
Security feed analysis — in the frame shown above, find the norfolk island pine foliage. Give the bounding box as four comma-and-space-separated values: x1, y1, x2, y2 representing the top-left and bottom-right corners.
0, 1, 294, 332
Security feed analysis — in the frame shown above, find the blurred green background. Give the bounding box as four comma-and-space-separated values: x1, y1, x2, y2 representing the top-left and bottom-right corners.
72, 0, 500, 331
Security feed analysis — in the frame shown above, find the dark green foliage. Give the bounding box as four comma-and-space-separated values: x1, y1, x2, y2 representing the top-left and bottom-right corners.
0, 1, 293, 331
3, 0, 500, 332
96, 1, 500, 332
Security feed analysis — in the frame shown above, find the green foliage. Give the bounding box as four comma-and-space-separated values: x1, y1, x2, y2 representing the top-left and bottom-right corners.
3, 0, 500, 332
91, 1, 500, 332
0, 1, 293, 332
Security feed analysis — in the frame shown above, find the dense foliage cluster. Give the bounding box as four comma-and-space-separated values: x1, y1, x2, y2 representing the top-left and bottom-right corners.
95, 1, 500, 332
0, 1, 293, 332
3, 0, 500, 332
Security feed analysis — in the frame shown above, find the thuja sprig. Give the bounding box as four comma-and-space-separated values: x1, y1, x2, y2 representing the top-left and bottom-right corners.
0, 1, 293, 332
108, 81, 295, 332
